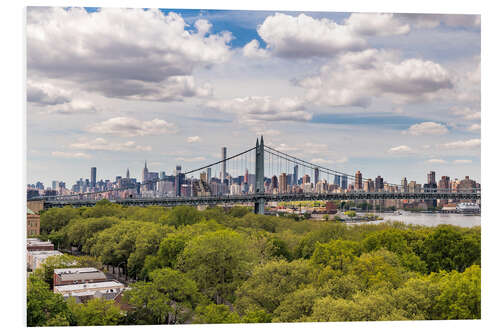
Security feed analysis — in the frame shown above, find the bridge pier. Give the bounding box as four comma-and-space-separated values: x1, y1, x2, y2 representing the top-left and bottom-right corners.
254, 198, 265, 215
254, 136, 265, 215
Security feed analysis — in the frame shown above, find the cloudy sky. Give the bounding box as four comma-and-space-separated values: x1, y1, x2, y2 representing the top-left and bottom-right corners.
27, 7, 480, 186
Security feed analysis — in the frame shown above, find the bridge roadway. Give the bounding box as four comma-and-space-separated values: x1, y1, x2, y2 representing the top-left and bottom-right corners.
35, 191, 481, 209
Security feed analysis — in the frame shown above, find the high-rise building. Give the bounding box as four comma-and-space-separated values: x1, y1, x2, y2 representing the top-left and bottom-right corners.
160, 171, 166, 180
175, 165, 182, 176
293, 165, 298, 185
52, 180, 58, 190
207, 167, 212, 183
91, 167, 96, 188
142, 161, 149, 183
221, 147, 227, 180
438, 176, 450, 190
302, 174, 310, 184
427, 171, 436, 185
401, 177, 408, 192
341, 175, 348, 190
244, 169, 249, 184
200, 171, 208, 183
375, 176, 384, 192
126, 168, 130, 179
354, 171, 362, 190
175, 173, 185, 197
279, 173, 287, 193
334, 175, 341, 186
271, 175, 278, 190
314, 167, 319, 186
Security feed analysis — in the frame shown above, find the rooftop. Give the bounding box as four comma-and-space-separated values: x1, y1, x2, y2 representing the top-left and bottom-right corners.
54, 280, 125, 293
54, 267, 100, 274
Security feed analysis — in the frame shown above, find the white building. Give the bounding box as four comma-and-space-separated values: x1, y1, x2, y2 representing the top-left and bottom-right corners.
27, 250, 62, 270
54, 280, 125, 303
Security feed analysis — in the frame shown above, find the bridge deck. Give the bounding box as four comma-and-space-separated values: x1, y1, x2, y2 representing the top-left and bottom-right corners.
32, 192, 480, 208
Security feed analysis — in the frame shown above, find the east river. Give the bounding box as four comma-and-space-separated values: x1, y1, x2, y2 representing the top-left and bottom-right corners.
357, 212, 480, 227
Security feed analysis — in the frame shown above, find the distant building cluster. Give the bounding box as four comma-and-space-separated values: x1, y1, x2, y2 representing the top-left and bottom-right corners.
28, 145, 480, 207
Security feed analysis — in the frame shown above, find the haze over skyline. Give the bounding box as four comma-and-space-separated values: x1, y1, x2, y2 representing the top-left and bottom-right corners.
27, 7, 480, 186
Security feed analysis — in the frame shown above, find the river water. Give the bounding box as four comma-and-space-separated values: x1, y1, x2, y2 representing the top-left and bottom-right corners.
357, 212, 480, 228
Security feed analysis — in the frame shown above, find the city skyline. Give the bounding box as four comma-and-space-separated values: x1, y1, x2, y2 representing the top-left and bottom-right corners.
27, 8, 480, 186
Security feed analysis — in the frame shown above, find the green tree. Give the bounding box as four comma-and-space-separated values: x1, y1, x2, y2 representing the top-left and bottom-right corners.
124, 268, 200, 324
193, 304, 240, 324
27, 274, 73, 327
308, 291, 405, 322
294, 223, 348, 259
311, 240, 361, 271
420, 225, 480, 273
178, 229, 253, 304
273, 287, 321, 322
62, 216, 120, 251
68, 298, 124, 326
433, 265, 481, 319
349, 249, 408, 290
165, 206, 202, 227
235, 259, 314, 314
344, 210, 356, 221
241, 305, 273, 323
40, 205, 81, 234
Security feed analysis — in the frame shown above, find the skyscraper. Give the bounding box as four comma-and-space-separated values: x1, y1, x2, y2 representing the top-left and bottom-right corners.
207, 167, 212, 183
401, 177, 408, 192
142, 161, 149, 183
90, 167, 96, 188
221, 147, 227, 180
334, 175, 341, 186
341, 175, 348, 190
427, 171, 436, 185
355, 171, 362, 190
314, 167, 319, 186
126, 168, 130, 179
175, 165, 182, 175
244, 169, 249, 184
293, 165, 298, 185
375, 176, 384, 192
279, 173, 287, 193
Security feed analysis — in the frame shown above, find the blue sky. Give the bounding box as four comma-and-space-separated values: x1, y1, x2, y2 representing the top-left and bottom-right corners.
27, 7, 480, 186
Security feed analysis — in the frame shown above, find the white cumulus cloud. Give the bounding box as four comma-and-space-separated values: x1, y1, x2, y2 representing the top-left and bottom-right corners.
27, 7, 232, 101
388, 145, 413, 154
88, 117, 177, 137
70, 138, 152, 152
253, 13, 410, 59
427, 159, 447, 164
298, 49, 453, 107
187, 136, 201, 143
206, 96, 312, 122
51, 151, 91, 159
406, 122, 448, 136
453, 159, 472, 164
440, 138, 480, 150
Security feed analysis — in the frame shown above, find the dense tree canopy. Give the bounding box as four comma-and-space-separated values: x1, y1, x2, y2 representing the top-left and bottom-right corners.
31, 202, 481, 326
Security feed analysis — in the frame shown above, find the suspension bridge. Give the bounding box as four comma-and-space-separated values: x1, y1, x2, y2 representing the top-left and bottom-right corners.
28, 136, 480, 214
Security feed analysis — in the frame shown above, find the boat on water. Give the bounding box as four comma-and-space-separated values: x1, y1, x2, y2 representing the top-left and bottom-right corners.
457, 202, 480, 214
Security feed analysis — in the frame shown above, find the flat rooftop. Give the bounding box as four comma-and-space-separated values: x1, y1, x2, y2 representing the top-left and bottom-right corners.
54, 267, 100, 274
54, 280, 124, 293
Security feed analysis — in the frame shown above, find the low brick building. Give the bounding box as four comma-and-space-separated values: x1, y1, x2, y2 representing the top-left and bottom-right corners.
53, 267, 107, 287
27, 208, 40, 237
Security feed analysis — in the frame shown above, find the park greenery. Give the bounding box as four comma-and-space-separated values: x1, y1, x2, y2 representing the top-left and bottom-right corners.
28, 200, 481, 326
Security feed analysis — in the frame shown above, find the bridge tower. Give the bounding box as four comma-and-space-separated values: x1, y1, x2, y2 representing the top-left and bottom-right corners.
254, 136, 265, 214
